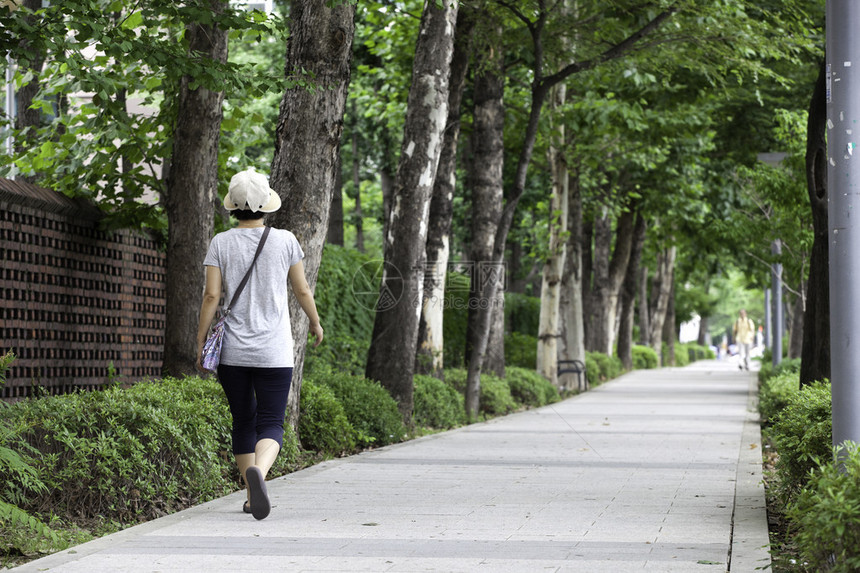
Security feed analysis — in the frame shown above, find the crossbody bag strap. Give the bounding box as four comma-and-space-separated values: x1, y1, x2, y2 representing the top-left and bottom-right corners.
224, 226, 270, 314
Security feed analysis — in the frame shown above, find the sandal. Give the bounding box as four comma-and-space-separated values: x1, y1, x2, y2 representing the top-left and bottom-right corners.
244, 466, 270, 520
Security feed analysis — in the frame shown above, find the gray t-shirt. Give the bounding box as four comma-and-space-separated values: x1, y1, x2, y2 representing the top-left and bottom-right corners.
203, 227, 304, 368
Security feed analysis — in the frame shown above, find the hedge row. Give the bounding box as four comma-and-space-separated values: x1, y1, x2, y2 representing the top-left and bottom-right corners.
759, 364, 860, 571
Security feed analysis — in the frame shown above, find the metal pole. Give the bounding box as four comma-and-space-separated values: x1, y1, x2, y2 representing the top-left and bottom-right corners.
827, 0, 860, 449
764, 288, 772, 350
771, 240, 783, 367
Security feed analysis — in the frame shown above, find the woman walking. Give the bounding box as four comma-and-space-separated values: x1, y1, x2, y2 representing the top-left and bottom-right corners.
196, 168, 324, 520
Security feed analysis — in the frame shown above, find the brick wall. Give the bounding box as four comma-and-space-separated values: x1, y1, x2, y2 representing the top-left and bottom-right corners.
0, 178, 166, 400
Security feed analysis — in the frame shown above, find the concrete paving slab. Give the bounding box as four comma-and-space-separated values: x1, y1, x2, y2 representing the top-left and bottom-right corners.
11, 360, 769, 573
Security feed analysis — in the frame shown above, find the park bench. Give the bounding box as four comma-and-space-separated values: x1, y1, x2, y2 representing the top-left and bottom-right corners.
557, 359, 587, 389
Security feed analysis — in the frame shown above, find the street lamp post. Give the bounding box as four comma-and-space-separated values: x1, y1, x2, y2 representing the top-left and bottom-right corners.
826, 0, 860, 449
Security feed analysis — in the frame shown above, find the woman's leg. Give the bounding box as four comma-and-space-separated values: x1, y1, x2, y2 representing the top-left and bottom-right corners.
218, 364, 258, 502
252, 367, 293, 478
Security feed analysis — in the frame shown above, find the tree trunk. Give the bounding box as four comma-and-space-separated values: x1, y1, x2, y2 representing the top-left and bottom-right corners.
789, 288, 804, 359
559, 171, 587, 391
648, 247, 676, 364
416, 8, 474, 379
638, 265, 650, 345
351, 102, 365, 253
327, 153, 344, 245
587, 206, 636, 355
268, 0, 355, 431
800, 60, 829, 386
365, 0, 458, 422
617, 213, 646, 370
581, 217, 595, 348
464, 17, 505, 407
163, 0, 228, 378
537, 82, 569, 386
697, 314, 709, 346
662, 281, 676, 366
14, 0, 45, 183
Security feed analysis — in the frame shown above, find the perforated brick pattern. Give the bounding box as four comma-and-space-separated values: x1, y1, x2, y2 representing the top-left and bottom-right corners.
0, 178, 166, 400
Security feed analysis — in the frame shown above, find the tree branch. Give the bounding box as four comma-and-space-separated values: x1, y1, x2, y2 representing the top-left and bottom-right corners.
542, 2, 681, 89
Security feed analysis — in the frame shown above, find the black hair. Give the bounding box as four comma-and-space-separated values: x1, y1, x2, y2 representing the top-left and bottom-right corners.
230, 209, 266, 221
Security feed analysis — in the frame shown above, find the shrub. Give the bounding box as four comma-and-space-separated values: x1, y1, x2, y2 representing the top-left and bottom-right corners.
769, 380, 832, 503
480, 372, 518, 415
305, 333, 369, 378
505, 367, 559, 407
413, 374, 466, 429
505, 293, 541, 336
315, 372, 407, 448
505, 332, 538, 369
298, 380, 356, 455
443, 368, 517, 416
759, 370, 801, 425
586, 352, 621, 385
631, 345, 658, 370
442, 271, 470, 369
788, 443, 860, 572
0, 376, 291, 523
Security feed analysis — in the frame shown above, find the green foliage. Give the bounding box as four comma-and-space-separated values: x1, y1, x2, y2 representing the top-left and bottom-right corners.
505, 293, 541, 337
504, 332, 538, 369
313, 372, 406, 448
0, 0, 290, 230
413, 374, 466, 429
443, 369, 517, 416
297, 380, 356, 456
505, 367, 559, 407
631, 345, 658, 369
769, 380, 832, 503
442, 271, 470, 368
759, 370, 800, 425
586, 352, 622, 386
788, 443, 860, 573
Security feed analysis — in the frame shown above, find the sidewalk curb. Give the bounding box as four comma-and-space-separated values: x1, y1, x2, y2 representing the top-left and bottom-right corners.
729, 372, 772, 571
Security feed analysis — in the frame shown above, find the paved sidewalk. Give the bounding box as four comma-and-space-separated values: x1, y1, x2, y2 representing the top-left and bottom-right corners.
13, 360, 770, 572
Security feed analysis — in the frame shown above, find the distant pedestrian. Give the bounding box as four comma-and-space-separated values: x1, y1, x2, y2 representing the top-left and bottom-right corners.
732, 309, 755, 371
196, 168, 324, 520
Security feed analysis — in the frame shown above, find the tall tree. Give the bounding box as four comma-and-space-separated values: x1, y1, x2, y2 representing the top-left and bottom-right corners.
416, 8, 474, 378
365, 0, 458, 422
12, 0, 44, 183
616, 212, 647, 370
162, 0, 229, 377
268, 0, 356, 429
800, 61, 829, 386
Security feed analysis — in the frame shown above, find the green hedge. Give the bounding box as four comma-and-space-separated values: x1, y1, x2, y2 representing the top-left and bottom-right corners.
413, 374, 466, 429
505, 367, 559, 407
443, 369, 517, 416
769, 380, 832, 503
0, 377, 301, 525
788, 443, 860, 572
505, 332, 538, 369
505, 293, 541, 337
297, 379, 356, 455
632, 345, 658, 369
313, 372, 406, 448
759, 370, 800, 425
585, 352, 622, 386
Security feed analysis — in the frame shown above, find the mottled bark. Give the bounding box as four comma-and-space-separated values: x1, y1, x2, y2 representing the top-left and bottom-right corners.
559, 172, 586, 391
648, 247, 676, 364
537, 82, 569, 386
163, 0, 228, 378
638, 265, 650, 345
586, 207, 636, 355
617, 213, 646, 370
662, 281, 676, 366
416, 9, 474, 378
268, 0, 355, 430
801, 60, 829, 386
365, 0, 458, 422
